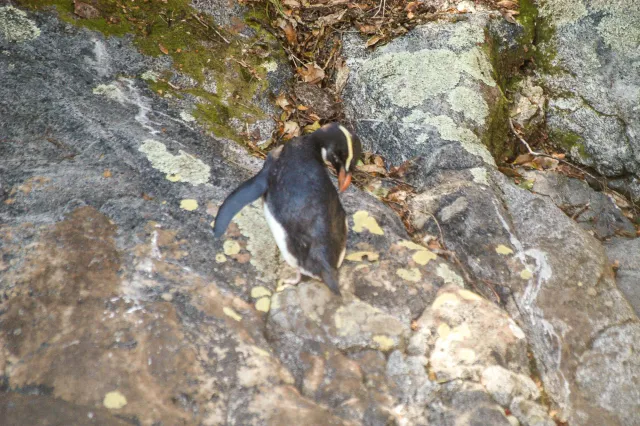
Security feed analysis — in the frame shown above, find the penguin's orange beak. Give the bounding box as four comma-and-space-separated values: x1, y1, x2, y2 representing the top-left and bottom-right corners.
338, 168, 352, 192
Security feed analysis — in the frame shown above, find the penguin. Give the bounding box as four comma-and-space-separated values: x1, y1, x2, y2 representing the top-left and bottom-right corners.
212, 122, 362, 296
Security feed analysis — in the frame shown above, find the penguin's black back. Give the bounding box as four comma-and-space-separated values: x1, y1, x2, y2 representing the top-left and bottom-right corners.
264, 136, 346, 275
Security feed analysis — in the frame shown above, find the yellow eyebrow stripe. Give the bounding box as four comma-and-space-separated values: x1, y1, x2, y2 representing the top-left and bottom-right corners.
338, 125, 353, 172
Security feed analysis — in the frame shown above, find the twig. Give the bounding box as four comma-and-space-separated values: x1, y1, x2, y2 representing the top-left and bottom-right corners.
191, 13, 230, 44
508, 118, 600, 182
421, 211, 446, 250
570, 202, 591, 220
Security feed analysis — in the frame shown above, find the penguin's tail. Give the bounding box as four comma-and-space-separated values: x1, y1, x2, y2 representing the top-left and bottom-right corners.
320, 265, 341, 296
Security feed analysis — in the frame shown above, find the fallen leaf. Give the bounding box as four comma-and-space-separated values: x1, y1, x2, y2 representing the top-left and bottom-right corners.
275, 93, 291, 110
303, 121, 321, 133
532, 156, 559, 169
316, 9, 347, 27
297, 62, 325, 84
158, 43, 169, 55
405, 1, 420, 12
497, 0, 518, 9
358, 164, 387, 175
282, 0, 300, 7
356, 23, 377, 34
103, 169, 112, 178
513, 153, 534, 165
551, 152, 566, 160
500, 9, 520, 24
366, 35, 383, 48
283, 121, 301, 140
74, 1, 101, 19
297, 105, 309, 111
373, 155, 385, 167
334, 59, 350, 94
282, 21, 297, 45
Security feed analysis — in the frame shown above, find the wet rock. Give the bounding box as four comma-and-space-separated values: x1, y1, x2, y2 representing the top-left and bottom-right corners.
605, 237, 640, 315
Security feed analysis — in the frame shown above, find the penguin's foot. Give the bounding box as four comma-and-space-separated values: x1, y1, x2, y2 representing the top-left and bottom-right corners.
283, 269, 302, 285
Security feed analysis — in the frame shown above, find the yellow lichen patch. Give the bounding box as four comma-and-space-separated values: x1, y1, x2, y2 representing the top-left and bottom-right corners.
103, 391, 127, 409
352, 211, 384, 235
215, 253, 227, 263
396, 267, 422, 282
223, 307, 242, 321
255, 297, 271, 313
373, 335, 395, 351
432, 292, 460, 310
254, 346, 271, 357
251, 286, 272, 299
413, 250, 437, 265
495, 244, 514, 255
138, 139, 210, 186
346, 251, 380, 262
520, 269, 533, 280
458, 289, 482, 301
223, 240, 241, 256
437, 323, 451, 339
166, 173, 181, 182
398, 240, 426, 251
458, 348, 476, 363
180, 199, 198, 211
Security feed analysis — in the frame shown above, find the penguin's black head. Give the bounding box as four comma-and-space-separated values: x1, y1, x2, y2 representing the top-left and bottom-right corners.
314, 122, 362, 192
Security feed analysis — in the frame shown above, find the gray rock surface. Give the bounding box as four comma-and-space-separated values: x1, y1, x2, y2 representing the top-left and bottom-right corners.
537, 0, 640, 199
342, 5, 640, 425
520, 169, 636, 239
343, 12, 500, 182
0, 6, 536, 426
605, 238, 640, 316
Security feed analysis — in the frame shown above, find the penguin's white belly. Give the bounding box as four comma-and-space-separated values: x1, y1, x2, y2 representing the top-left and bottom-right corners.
263, 201, 321, 280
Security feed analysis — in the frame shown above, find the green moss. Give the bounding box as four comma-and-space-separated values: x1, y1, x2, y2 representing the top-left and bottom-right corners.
551, 129, 590, 159
482, 87, 512, 160
17, 0, 276, 142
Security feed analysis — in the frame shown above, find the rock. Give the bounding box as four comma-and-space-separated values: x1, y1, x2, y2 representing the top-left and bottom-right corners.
342, 12, 501, 179
537, 0, 640, 199
510, 77, 545, 130
74, 1, 101, 20
340, 5, 640, 425
0, 7, 464, 425
605, 238, 640, 315
0, 6, 41, 43
520, 170, 636, 239
414, 286, 529, 382
293, 83, 340, 118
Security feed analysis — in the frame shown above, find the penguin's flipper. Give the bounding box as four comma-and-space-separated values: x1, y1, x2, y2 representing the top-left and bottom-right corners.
212, 151, 279, 238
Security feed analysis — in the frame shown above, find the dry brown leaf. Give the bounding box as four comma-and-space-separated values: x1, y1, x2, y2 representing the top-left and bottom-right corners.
282, 21, 297, 45
366, 35, 383, 48
500, 9, 520, 24
74, 1, 101, 19
358, 164, 387, 175
334, 59, 350, 94
551, 152, 566, 160
283, 121, 301, 140
513, 153, 534, 165
282, 0, 300, 8
373, 155, 385, 167
356, 23, 378, 34
103, 169, 112, 178
497, 0, 518, 9
405, 1, 420, 12
304, 121, 322, 133
297, 105, 309, 111
533, 156, 559, 170
275, 93, 291, 110
298, 62, 325, 84
158, 43, 169, 55
316, 9, 347, 27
